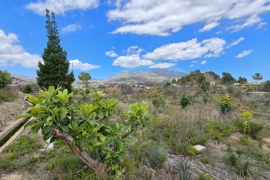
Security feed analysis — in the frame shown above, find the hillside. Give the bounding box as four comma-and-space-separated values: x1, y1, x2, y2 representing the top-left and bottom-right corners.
106, 69, 187, 83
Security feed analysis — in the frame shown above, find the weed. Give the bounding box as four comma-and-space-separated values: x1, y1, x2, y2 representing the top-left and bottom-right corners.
145, 142, 167, 168
178, 159, 192, 180
198, 173, 212, 180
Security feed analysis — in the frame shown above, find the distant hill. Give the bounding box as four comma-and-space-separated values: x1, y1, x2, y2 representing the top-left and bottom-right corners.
106, 69, 187, 83
11, 74, 36, 84
150, 69, 187, 79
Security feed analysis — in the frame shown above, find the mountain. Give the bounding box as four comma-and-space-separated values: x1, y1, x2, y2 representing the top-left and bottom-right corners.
11, 74, 36, 84
106, 69, 187, 83
150, 69, 187, 79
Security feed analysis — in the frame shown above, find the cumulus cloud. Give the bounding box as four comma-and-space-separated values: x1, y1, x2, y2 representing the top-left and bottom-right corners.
226, 37, 244, 49
112, 46, 153, 68
201, 60, 207, 65
105, 50, 118, 57
69, 59, 100, 70
235, 50, 253, 58
26, 0, 99, 15
62, 24, 81, 34
143, 38, 226, 61
0, 29, 42, 68
149, 63, 176, 69
107, 0, 270, 36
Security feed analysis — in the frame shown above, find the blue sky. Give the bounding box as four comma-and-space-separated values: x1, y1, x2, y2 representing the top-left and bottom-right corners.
0, 0, 269, 81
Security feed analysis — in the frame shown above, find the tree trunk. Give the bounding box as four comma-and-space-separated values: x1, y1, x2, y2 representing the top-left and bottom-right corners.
51, 129, 108, 176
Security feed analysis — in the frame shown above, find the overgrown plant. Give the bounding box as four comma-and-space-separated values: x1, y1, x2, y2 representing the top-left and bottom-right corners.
16, 86, 149, 176
179, 95, 194, 109
216, 94, 235, 114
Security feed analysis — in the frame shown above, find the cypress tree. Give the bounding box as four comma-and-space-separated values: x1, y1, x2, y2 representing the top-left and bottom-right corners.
37, 9, 74, 92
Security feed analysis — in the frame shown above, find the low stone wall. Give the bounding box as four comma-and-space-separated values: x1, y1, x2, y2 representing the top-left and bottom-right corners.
0, 92, 30, 129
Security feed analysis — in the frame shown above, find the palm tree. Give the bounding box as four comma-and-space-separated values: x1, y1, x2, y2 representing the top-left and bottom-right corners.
252, 73, 263, 92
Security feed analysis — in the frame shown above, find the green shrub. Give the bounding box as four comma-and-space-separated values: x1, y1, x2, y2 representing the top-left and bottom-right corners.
198, 173, 212, 180
224, 152, 251, 176
151, 92, 165, 109
179, 95, 194, 109
216, 94, 235, 114
0, 89, 18, 103
145, 142, 167, 168
205, 121, 235, 142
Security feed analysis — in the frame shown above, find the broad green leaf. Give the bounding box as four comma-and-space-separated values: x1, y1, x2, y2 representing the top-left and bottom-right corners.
26, 94, 40, 104
30, 107, 41, 115
93, 141, 102, 147
71, 121, 79, 132
15, 114, 32, 120
60, 126, 69, 133
117, 141, 124, 152
47, 116, 53, 122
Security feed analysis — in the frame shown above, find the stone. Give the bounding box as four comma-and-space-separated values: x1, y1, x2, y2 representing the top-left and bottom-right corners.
193, 144, 206, 153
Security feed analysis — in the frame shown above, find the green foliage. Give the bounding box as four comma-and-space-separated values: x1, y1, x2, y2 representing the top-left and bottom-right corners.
179, 95, 194, 109
237, 76, 247, 84
216, 94, 235, 114
263, 80, 270, 92
200, 81, 210, 92
36, 9, 74, 92
235, 112, 263, 138
17, 86, 149, 174
226, 85, 243, 98
205, 121, 235, 142
0, 70, 12, 89
151, 92, 165, 109
0, 135, 42, 174
224, 152, 251, 176
78, 72, 91, 88
145, 142, 167, 168
222, 72, 236, 85
196, 74, 206, 84
0, 89, 18, 103
198, 173, 212, 180
206, 71, 220, 79
178, 159, 192, 180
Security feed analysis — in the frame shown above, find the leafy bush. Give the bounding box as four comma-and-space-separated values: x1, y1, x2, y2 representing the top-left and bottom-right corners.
179, 95, 194, 109
205, 121, 235, 142
224, 152, 251, 176
216, 94, 235, 114
17, 87, 149, 176
151, 92, 165, 109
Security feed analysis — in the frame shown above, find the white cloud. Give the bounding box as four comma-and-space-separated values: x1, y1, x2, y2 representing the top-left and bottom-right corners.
235, 50, 253, 58
113, 55, 153, 68
0, 29, 42, 68
256, 22, 267, 29
112, 46, 153, 68
149, 63, 176, 69
26, 0, 99, 15
215, 31, 222, 34
201, 60, 207, 65
69, 59, 100, 70
226, 37, 244, 49
107, 0, 270, 36
143, 38, 226, 61
189, 64, 194, 67
191, 61, 198, 63
62, 24, 81, 34
227, 15, 262, 32
105, 50, 118, 57
199, 22, 220, 32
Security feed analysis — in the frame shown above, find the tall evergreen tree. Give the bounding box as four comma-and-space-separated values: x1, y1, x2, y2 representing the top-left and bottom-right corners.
37, 9, 74, 92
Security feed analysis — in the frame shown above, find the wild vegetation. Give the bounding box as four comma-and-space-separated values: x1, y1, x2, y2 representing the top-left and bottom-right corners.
1, 70, 270, 179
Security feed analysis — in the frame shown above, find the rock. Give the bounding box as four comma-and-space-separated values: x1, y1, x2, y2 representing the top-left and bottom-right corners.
193, 144, 206, 153
46, 143, 54, 151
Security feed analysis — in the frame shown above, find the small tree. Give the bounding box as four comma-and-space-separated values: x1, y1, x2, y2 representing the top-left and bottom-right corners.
252, 73, 263, 92
78, 72, 91, 88
0, 70, 12, 89
237, 76, 247, 84
222, 72, 236, 85
37, 9, 74, 92
17, 87, 149, 176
